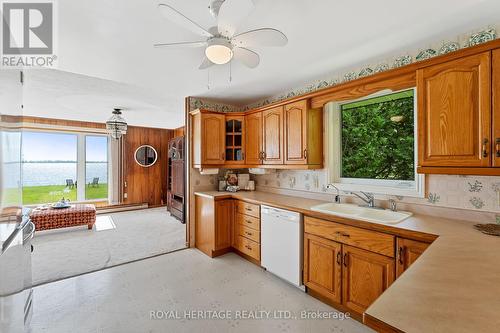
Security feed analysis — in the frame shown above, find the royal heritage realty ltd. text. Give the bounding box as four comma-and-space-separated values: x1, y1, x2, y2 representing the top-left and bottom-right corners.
150, 310, 351, 321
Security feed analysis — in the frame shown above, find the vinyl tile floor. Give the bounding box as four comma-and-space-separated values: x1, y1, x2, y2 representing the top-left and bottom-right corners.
29, 249, 373, 333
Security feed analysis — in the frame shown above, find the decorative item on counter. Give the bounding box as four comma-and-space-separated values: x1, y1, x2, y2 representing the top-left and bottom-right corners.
226, 185, 240, 193
438, 41, 460, 55
474, 223, 500, 237
227, 173, 238, 186
416, 48, 437, 61
218, 180, 227, 192
238, 174, 250, 189
248, 180, 255, 191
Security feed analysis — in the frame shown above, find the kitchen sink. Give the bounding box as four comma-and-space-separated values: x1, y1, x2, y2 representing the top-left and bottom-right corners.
310, 202, 412, 224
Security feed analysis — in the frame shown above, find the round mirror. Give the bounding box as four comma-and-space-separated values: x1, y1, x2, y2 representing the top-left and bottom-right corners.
134, 145, 158, 167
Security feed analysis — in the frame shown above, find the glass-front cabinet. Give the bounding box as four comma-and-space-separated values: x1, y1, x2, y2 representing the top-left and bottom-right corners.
225, 116, 245, 164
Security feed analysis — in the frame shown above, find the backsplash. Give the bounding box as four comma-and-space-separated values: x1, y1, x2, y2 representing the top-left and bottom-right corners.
253, 170, 500, 214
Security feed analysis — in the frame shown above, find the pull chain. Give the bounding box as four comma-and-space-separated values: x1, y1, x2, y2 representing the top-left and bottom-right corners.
229, 60, 232, 82
207, 68, 210, 90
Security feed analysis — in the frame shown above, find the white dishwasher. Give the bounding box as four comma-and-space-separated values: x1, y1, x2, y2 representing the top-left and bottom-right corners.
261, 205, 304, 290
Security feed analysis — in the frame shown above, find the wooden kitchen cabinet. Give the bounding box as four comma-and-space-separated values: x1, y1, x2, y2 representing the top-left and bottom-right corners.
245, 111, 263, 165
493, 49, 500, 167
396, 237, 430, 277
304, 233, 342, 304
417, 52, 491, 168
284, 100, 323, 166
225, 115, 245, 165
191, 110, 226, 167
194, 195, 232, 257
342, 245, 395, 314
262, 106, 284, 165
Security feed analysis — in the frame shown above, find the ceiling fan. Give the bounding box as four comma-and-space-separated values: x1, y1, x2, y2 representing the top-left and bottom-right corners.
154, 0, 288, 69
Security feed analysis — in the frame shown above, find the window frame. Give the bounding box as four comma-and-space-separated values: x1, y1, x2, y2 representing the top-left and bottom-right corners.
21, 129, 110, 205
326, 88, 425, 198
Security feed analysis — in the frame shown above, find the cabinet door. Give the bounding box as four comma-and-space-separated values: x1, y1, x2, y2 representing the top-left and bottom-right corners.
262, 106, 284, 164
202, 113, 226, 165
171, 160, 184, 197
284, 100, 308, 164
245, 112, 263, 165
225, 116, 245, 165
303, 233, 342, 304
342, 245, 395, 314
493, 49, 500, 166
215, 199, 233, 250
396, 238, 430, 278
417, 52, 491, 167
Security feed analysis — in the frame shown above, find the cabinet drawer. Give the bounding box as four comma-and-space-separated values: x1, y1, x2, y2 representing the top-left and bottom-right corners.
235, 235, 260, 261
236, 201, 260, 218
236, 213, 260, 231
304, 216, 395, 257
238, 224, 260, 243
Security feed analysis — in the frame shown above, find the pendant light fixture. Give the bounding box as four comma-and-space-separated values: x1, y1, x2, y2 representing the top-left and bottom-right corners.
106, 108, 127, 139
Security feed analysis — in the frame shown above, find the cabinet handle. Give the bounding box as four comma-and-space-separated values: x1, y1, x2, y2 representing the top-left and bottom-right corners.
482, 138, 488, 158
336, 251, 341, 265
335, 231, 350, 238
304, 149, 308, 159
222, 152, 225, 160
263, 151, 267, 159
245, 219, 252, 224
496, 138, 500, 157
398, 247, 404, 265
245, 245, 252, 250
245, 231, 252, 236
242, 152, 245, 160
343, 253, 348, 267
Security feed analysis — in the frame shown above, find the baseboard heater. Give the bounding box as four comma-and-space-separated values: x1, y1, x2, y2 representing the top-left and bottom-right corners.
96, 203, 149, 214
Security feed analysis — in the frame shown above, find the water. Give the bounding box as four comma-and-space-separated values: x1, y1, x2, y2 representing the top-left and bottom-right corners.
21, 162, 108, 187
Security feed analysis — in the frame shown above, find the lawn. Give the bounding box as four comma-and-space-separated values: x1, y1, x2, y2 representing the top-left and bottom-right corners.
20, 184, 108, 205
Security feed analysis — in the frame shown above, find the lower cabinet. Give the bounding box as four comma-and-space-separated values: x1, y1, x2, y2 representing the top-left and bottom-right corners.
304, 233, 395, 315
342, 245, 395, 314
396, 237, 431, 277
194, 195, 233, 257
303, 233, 342, 303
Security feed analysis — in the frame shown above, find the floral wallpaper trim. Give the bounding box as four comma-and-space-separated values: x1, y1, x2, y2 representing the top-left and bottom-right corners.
241, 26, 498, 111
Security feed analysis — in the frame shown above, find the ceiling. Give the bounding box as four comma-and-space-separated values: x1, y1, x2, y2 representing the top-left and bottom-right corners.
11, 0, 500, 128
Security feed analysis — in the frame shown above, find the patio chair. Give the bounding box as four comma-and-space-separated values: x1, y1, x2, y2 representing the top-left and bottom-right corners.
66, 179, 75, 189
89, 177, 99, 188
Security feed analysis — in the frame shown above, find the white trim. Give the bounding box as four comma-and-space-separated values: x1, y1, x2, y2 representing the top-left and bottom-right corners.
326, 88, 425, 198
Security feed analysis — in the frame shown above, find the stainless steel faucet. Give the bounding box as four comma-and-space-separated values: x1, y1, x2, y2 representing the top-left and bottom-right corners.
350, 191, 377, 208
326, 184, 341, 203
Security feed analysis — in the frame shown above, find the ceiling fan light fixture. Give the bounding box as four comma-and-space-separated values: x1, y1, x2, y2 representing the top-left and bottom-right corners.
205, 38, 233, 64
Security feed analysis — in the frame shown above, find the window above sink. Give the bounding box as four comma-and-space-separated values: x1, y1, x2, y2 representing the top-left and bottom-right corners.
326, 88, 425, 197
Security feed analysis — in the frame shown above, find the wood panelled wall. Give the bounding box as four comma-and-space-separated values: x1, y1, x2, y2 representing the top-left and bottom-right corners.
173, 126, 185, 137
122, 126, 174, 207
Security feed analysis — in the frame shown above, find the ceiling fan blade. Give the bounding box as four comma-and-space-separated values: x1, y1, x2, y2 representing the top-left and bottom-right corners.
217, 0, 254, 37
233, 47, 260, 68
232, 28, 288, 48
199, 57, 214, 70
154, 41, 207, 48
158, 4, 213, 37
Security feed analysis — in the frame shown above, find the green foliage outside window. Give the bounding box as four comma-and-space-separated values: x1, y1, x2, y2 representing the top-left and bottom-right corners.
341, 90, 415, 181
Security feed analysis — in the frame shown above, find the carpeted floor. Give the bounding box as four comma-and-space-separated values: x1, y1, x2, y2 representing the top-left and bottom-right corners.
31, 208, 186, 286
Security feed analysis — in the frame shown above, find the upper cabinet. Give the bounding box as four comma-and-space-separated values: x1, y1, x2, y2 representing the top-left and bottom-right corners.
191, 110, 226, 167
493, 49, 500, 167
245, 112, 263, 165
284, 100, 323, 166
262, 106, 284, 165
417, 52, 491, 168
225, 115, 245, 165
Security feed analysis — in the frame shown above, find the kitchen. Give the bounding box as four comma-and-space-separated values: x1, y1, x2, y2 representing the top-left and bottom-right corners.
188, 36, 500, 332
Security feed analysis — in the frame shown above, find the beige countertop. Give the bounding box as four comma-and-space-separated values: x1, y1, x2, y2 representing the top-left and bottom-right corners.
195, 190, 500, 333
